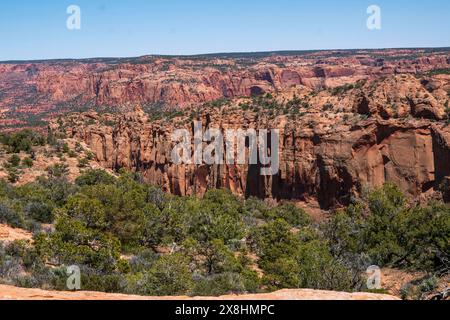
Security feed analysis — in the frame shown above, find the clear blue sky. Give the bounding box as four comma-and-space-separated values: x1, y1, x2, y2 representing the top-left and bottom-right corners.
1, 0, 449, 61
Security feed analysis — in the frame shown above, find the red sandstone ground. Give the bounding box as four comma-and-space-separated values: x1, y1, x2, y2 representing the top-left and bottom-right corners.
0, 224, 32, 243
0, 285, 398, 300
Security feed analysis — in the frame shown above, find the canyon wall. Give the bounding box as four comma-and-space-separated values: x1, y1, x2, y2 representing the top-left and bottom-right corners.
53, 75, 450, 208
2, 49, 450, 129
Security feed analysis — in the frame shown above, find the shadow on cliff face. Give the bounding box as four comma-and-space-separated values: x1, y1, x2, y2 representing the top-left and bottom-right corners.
250, 86, 265, 96
245, 163, 263, 198
432, 127, 450, 201
316, 156, 355, 210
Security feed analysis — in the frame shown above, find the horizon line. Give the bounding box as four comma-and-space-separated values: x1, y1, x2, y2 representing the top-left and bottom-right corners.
1, 46, 450, 64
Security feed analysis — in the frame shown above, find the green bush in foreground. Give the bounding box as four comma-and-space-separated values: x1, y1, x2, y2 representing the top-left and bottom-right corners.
325, 184, 449, 273
0, 172, 448, 297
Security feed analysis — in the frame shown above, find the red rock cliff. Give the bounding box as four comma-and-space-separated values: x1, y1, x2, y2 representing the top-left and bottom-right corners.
2, 48, 450, 129
52, 75, 450, 208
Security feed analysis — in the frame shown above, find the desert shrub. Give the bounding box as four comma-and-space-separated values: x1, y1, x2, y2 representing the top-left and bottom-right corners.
325, 184, 450, 273
252, 219, 354, 291
75, 169, 116, 187
16, 182, 48, 199
89, 186, 147, 247
13, 259, 56, 289
266, 203, 312, 227
321, 205, 370, 289
419, 275, 439, 294
252, 219, 300, 267
0, 183, 57, 226
22, 157, 33, 168
244, 197, 270, 219
0, 130, 45, 154
177, 238, 260, 296
322, 205, 365, 258
85, 152, 95, 161
296, 239, 353, 291
326, 185, 407, 266
330, 83, 356, 95
72, 174, 156, 248
138, 253, 194, 296
2, 240, 38, 267
62, 143, 70, 154
128, 249, 158, 273
146, 185, 166, 209
74, 142, 84, 153
67, 150, 77, 158
400, 275, 440, 300
189, 189, 245, 244
35, 216, 122, 273
322, 103, 334, 111
260, 256, 300, 289
0, 180, 14, 198
350, 184, 407, 266
36, 176, 78, 206
189, 239, 242, 275
0, 203, 25, 228
24, 202, 54, 224
47, 163, 69, 178
252, 219, 300, 289
0, 240, 50, 288
6, 167, 20, 183
394, 202, 450, 272
142, 200, 189, 248
58, 194, 108, 230
359, 185, 450, 271
0, 253, 24, 283
8, 154, 21, 167
76, 268, 126, 293
77, 158, 89, 168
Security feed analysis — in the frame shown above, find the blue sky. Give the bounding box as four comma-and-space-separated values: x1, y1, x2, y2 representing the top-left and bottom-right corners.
0, 0, 449, 61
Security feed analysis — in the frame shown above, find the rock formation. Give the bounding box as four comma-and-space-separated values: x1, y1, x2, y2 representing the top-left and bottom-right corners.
2, 48, 450, 130
52, 74, 450, 209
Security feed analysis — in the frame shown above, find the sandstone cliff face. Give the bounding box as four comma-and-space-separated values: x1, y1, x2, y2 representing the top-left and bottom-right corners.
53, 75, 450, 209
2, 49, 450, 129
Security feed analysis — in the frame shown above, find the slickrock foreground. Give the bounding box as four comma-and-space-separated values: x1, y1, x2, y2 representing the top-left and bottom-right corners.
0, 285, 399, 300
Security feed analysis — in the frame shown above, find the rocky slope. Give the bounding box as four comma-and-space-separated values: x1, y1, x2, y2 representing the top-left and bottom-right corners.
0, 285, 399, 300
0, 138, 113, 185
51, 74, 450, 209
1, 48, 450, 130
